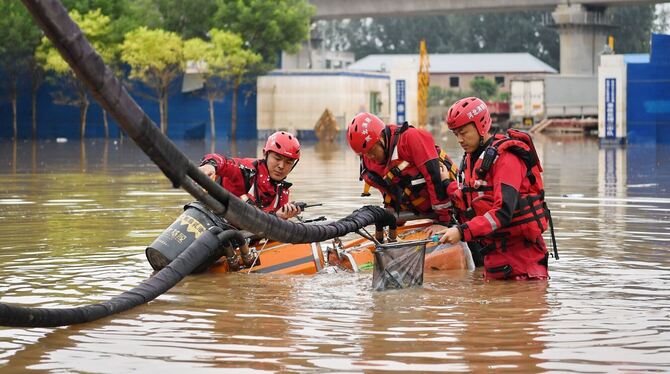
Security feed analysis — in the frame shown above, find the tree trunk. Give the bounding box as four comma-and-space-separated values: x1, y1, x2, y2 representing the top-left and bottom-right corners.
102, 110, 109, 138
30, 62, 44, 139
80, 97, 89, 138
164, 95, 169, 135
11, 96, 18, 139
231, 78, 240, 140
159, 95, 168, 134
31, 89, 38, 139
209, 96, 216, 139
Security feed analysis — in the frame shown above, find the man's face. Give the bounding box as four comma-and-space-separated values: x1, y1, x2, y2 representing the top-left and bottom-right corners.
266, 151, 297, 181
363, 141, 386, 164
452, 123, 481, 153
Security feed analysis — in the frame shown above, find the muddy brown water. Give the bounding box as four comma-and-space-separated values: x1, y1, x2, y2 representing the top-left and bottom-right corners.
0, 134, 669, 372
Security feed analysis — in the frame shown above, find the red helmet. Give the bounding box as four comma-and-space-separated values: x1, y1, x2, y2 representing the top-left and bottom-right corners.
446, 97, 491, 136
263, 131, 300, 159
347, 112, 386, 154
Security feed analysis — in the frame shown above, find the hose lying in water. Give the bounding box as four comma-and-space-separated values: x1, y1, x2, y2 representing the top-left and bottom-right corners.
6, 0, 397, 328
0, 227, 244, 328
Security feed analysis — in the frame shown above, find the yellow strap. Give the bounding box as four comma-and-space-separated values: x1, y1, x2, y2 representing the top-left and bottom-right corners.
439, 150, 458, 181
361, 182, 371, 196
411, 197, 426, 207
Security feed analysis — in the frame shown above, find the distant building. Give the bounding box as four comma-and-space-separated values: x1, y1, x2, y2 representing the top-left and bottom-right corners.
599, 33, 670, 144
281, 37, 355, 70
348, 53, 557, 92
257, 70, 390, 140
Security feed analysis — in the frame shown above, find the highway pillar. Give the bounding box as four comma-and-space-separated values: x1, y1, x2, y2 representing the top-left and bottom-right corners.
552, 4, 613, 76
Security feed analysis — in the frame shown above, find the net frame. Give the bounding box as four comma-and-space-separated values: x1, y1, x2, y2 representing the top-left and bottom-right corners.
372, 239, 429, 291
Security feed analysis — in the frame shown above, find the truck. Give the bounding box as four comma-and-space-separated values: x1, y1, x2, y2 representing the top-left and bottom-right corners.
510, 76, 598, 128
510, 79, 545, 127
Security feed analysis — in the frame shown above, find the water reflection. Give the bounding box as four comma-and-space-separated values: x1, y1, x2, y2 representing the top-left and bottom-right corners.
1, 137, 670, 372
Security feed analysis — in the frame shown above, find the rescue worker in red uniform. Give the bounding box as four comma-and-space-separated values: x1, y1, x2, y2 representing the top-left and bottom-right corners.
347, 112, 457, 234
198, 131, 302, 220
439, 97, 556, 280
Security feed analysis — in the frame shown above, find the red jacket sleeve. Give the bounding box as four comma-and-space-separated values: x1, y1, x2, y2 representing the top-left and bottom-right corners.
398, 128, 453, 223
460, 152, 526, 241
201, 154, 243, 178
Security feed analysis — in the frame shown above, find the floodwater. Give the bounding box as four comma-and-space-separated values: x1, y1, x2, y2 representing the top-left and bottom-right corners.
0, 133, 669, 373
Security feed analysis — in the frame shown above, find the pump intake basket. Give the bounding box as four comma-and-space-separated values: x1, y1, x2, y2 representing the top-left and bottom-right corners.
372, 239, 429, 291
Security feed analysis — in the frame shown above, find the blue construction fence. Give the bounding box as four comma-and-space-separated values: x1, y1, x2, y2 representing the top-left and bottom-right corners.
0, 74, 257, 140
627, 33, 670, 143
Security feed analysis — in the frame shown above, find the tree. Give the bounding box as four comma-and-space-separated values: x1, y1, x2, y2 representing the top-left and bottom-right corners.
184, 29, 260, 139
0, 2, 42, 138
121, 27, 184, 134
36, 9, 115, 138
152, 0, 218, 39
214, 0, 314, 71
317, 5, 660, 70
183, 37, 218, 137
608, 5, 657, 54
317, 12, 559, 68
226, 43, 262, 140
470, 77, 498, 101
655, 5, 670, 33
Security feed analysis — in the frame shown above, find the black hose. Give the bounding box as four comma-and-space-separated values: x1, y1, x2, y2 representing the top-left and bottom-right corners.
0, 227, 224, 327
20, 0, 397, 244
6, 0, 398, 328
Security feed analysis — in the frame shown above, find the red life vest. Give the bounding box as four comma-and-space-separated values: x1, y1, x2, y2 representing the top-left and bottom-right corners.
456, 129, 554, 280
458, 129, 549, 242
204, 155, 291, 214
360, 124, 457, 219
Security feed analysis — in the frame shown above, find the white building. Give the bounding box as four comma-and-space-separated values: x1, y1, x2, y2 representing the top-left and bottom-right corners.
257, 70, 391, 139
348, 53, 557, 92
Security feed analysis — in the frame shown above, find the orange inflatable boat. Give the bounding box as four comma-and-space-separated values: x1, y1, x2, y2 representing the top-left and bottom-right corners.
207, 220, 473, 275
147, 203, 474, 275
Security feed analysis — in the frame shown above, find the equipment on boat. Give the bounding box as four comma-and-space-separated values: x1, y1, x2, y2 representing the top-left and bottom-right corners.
146, 202, 237, 273
146, 202, 475, 277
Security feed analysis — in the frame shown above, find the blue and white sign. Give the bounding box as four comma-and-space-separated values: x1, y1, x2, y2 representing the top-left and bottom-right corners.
396, 80, 406, 124
604, 78, 616, 138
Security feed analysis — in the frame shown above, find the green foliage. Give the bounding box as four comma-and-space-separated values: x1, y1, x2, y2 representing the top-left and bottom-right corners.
0, 2, 42, 66
37, 9, 115, 74
470, 77, 498, 100
214, 0, 314, 70
319, 6, 662, 70
608, 5, 656, 54
428, 78, 505, 108
427, 86, 461, 107
121, 27, 185, 133
184, 29, 262, 79
121, 27, 184, 82
152, 0, 219, 39
318, 12, 559, 68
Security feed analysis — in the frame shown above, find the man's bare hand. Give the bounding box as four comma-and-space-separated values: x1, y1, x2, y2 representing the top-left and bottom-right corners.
439, 226, 462, 244
425, 224, 448, 237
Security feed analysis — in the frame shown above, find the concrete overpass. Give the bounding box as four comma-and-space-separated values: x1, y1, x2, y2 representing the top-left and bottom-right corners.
309, 0, 664, 75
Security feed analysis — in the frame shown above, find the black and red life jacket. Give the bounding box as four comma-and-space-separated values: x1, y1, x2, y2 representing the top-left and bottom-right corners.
458, 129, 557, 258
360, 123, 457, 215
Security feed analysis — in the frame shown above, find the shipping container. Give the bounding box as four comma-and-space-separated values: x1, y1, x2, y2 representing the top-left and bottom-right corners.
510, 79, 545, 127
